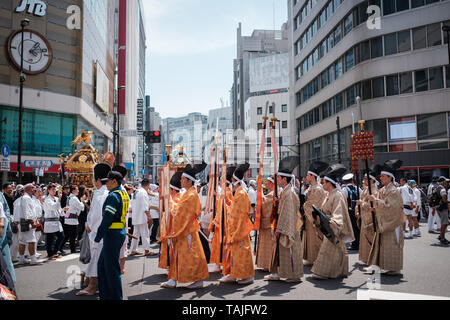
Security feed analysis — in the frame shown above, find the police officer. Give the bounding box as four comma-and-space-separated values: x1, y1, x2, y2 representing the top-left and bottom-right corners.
93, 165, 130, 300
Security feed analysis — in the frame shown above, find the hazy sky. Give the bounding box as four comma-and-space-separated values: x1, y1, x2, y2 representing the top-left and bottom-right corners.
142, 0, 288, 119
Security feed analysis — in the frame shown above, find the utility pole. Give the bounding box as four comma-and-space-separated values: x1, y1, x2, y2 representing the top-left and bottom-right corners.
17, 19, 30, 184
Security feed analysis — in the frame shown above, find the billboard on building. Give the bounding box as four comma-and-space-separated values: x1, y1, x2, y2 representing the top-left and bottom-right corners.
95, 62, 110, 114
249, 53, 289, 93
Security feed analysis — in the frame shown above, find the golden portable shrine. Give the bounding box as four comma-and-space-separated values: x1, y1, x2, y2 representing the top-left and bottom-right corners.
59, 131, 113, 188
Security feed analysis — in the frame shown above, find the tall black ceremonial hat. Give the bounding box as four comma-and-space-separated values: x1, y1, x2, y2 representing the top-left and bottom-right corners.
94, 163, 112, 182
308, 161, 329, 176
183, 161, 207, 181
323, 163, 347, 184
233, 163, 250, 180
226, 165, 237, 182
112, 165, 128, 180
170, 172, 183, 190
278, 156, 300, 174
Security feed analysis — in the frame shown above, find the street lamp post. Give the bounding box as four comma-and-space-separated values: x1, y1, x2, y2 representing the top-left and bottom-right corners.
17, 19, 30, 185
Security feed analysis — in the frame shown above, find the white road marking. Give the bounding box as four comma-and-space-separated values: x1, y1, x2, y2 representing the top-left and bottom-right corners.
357, 289, 450, 300
56, 253, 80, 263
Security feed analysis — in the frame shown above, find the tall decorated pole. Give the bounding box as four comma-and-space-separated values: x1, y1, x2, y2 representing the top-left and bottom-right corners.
254, 102, 269, 254
269, 111, 280, 270
219, 145, 228, 264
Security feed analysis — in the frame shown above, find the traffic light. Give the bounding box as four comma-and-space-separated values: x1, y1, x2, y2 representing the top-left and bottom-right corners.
144, 131, 161, 144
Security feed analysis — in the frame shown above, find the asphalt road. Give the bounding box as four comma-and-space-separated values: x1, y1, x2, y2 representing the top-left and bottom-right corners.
13, 222, 450, 300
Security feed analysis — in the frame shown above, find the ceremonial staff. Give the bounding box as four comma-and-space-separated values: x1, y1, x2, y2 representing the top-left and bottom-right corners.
212, 119, 219, 232
219, 146, 228, 264
254, 103, 269, 254
270, 112, 280, 270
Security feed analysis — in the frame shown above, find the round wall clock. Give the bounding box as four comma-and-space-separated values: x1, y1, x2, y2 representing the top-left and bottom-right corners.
7, 29, 53, 75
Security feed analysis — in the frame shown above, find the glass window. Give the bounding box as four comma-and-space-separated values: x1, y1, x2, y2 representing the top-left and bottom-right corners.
427, 23, 442, 47
419, 141, 448, 150
257, 107, 262, 115
411, 0, 424, 8
360, 40, 370, 62
344, 14, 353, 36
282, 121, 288, 129
447, 66, 450, 88
444, 21, 450, 44
415, 69, 428, 92
345, 49, 354, 71
371, 37, 383, 58
372, 77, 385, 98
397, 30, 411, 53
312, 20, 318, 37
346, 86, 355, 107
371, 119, 388, 144
400, 72, 413, 94
335, 92, 344, 113
321, 70, 328, 88
313, 77, 319, 94
322, 102, 329, 119
303, 60, 307, 75
413, 26, 426, 50
329, 98, 335, 115
396, 0, 409, 11
362, 79, 372, 100
358, 1, 368, 24
313, 48, 319, 65
327, 1, 333, 19
386, 74, 399, 96
335, 59, 343, 79
282, 105, 288, 112
320, 40, 327, 58
429, 66, 443, 90
296, 92, 302, 106
418, 113, 447, 140
425, 0, 439, 3
327, 33, 334, 50
384, 33, 398, 55
257, 123, 262, 130
334, 0, 341, 9
334, 25, 342, 45
308, 55, 313, 70
389, 117, 417, 142
328, 65, 335, 83
383, 0, 396, 15
320, 10, 326, 27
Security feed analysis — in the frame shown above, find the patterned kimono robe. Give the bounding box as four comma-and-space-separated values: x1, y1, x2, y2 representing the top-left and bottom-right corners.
255, 191, 274, 271
372, 182, 404, 272
312, 188, 355, 278
222, 186, 254, 279
270, 185, 303, 279
302, 183, 327, 263
209, 187, 232, 266
357, 184, 378, 265
168, 187, 209, 283
159, 192, 180, 270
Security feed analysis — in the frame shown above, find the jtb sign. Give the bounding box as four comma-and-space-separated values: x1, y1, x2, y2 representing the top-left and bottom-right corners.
15, 0, 47, 17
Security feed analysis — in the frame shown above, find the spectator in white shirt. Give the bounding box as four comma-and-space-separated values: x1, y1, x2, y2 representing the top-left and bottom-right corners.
130, 179, 156, 256
149, 184, 160, 244
399, 178, 416, 239
60, 185, 85, 254
18, 184, 41, 265
43, 183, 66, 260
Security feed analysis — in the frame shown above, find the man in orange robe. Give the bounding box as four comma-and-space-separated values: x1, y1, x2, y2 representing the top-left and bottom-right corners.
210, 166, 235, 273
158, 172, 182, 270
160, 163, 209, 289
219, 163, 255, 285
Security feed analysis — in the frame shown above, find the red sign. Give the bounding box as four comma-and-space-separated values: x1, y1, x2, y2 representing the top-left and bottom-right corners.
118, 0, 127, 115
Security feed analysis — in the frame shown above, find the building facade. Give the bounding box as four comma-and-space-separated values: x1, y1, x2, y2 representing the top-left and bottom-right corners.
0, 0, 116, 183
232, 23, 289, 130
288, 0, 450, 184
162, 112, 208, 167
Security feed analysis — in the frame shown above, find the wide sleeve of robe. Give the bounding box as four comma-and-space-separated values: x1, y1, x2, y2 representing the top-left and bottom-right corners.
229, 188, 252, 243
374, 183, 404, 234
170, 188, 201, 239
